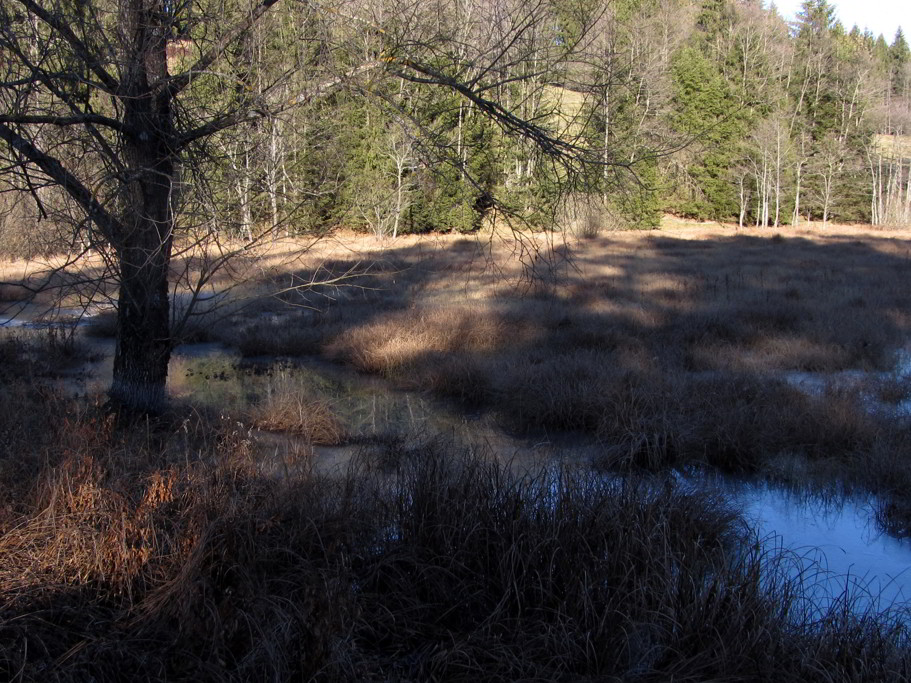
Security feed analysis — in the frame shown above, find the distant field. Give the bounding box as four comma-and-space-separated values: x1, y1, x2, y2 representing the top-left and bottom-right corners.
544, 84, 587, 134
874, 132, 911, 159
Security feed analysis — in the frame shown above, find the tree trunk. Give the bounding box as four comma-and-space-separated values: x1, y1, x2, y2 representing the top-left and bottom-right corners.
738, 175, 746, 228
111, 242, 172, 412
602, 86, 610, 202
268, 117, 281, 233
773, 124, 781, 228
793, 160, 803, 226
109, 0, 177, 413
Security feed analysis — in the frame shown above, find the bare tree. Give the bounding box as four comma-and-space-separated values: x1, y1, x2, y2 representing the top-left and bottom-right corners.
813, 132, 845, 226
0, 0, 592, 413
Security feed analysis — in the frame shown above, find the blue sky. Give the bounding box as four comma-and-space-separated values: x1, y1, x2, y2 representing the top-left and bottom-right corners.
771, 0, 908, 42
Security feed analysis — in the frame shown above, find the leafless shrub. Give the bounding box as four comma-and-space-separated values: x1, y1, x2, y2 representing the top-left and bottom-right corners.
560, 193, 605, 239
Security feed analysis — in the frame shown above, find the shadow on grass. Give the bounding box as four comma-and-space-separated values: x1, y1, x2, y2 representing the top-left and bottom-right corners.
4, 231, 911, 679
208, 231, 911, 474
1, 415, 909, 681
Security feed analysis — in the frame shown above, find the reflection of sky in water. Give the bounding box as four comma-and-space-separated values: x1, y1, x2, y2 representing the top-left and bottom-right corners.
685, 472, 911, 612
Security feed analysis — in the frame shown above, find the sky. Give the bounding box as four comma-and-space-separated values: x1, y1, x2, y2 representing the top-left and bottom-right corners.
771, 0, 909, 42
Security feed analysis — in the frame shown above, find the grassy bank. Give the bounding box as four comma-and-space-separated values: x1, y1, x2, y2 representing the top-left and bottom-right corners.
0, 381, 909, 681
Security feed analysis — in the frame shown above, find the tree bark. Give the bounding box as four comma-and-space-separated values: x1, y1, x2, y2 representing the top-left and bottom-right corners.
111, 243, 172, 412
108, 0, 177, 412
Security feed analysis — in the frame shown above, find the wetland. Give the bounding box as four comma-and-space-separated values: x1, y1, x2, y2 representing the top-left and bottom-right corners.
3, 223, 911, 680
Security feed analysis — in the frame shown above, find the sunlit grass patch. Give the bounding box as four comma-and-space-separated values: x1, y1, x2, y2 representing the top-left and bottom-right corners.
250, 380, 343, 445
326, 305, 507, 380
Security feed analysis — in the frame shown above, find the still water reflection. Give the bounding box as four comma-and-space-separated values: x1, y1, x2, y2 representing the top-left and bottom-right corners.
682, 471, 911, 612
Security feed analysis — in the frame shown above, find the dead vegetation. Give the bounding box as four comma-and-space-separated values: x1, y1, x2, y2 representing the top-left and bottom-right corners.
193, 226, 911, 485
0, 385, 909, 681
249, 380, 343, 444
3, 223, 911, 678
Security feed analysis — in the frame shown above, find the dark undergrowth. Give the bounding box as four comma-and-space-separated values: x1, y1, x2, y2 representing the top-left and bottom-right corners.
1, 382, 910, 681
0, 328, 88, 383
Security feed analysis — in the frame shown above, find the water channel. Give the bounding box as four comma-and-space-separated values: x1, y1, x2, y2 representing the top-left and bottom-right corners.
681, 471, 911, 612
5, 307, 911, 616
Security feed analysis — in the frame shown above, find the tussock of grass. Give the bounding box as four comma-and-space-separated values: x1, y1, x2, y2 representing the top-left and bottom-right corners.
1, 394, 908, 681
250, 383, 343, 444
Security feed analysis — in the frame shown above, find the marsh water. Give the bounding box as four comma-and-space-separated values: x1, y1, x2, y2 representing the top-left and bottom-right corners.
681, 471, 911, 611
141, 343, 911, 612
6, 308, 911, 615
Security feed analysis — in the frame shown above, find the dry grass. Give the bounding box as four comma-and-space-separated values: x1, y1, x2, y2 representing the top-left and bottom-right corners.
5, 221, 910, 470
1, 385, 909, 681
173, 222, 911, 500
4, 223, 911, 677
327, 306, 506, 378
250, 382, 343, 444
0, 392, 348, 680
64, 224, 894, 487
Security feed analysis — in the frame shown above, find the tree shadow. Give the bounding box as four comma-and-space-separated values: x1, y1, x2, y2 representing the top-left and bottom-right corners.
221, 230, 911, 481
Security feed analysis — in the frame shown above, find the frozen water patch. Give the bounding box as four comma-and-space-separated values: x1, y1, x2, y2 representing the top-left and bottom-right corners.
783, 346, 911, 419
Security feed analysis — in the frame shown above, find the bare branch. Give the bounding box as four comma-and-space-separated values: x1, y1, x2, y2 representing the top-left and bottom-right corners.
178, 60, 384, 146
0, 114, 127, 131
14, 0, 120, 94
164, 0, 282, 98
0, 122, 124, 247
391, 57, 580, 161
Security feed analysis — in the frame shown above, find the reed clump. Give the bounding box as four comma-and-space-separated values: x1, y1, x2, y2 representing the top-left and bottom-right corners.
250, 384, 343, 444
0, 327, 88, 382
1, 387, 909, 681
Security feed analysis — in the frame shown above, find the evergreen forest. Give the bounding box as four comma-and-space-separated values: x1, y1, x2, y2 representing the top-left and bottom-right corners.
1, 0, 910, 253
153, 0, 911, 236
